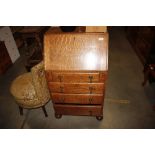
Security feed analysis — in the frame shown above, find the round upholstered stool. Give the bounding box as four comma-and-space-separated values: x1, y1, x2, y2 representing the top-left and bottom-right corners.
10, 61, 50, 117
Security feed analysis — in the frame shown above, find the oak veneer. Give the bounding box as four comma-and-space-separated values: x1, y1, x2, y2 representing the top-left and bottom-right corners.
48, 82, 105, 94
46, 71, 107, 83
86, 26, 107, 32
44, 27, 108, 120
44, 33, 108, 71
53, 104, 103, 117
51, 93, 104, 105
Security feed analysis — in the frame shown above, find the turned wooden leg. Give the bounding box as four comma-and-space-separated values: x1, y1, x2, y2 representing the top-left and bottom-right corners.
42, 106, 48, 117
18, 106, 23, 115
96, 116, 103, 121
55, 114, 62, 119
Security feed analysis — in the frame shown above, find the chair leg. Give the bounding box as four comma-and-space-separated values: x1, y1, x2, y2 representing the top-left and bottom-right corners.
18, 106, 23, 115
42, 106, 48, 117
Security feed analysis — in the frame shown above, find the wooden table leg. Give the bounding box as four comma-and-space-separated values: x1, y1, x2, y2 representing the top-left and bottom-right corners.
18, 106, 23, 115
42, 106, 48, 117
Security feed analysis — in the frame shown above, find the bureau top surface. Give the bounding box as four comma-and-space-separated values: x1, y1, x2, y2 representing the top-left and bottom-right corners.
44, 32, 108, 71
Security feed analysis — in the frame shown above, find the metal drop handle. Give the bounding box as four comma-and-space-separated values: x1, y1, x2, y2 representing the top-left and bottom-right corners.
60, 86, 64, 93
89, 98, 93, 104
89, 86, 94, 94
58, 75, 63, 82
89, 75, 93, 83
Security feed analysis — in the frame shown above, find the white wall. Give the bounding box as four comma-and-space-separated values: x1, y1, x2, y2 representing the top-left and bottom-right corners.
0, 26, 20, 63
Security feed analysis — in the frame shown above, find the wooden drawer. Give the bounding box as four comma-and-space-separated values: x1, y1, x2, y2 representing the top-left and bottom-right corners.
53, 104, 103, 116
46, 71, 106, 83
49, 82, 105, 94
51, 93, 104, 105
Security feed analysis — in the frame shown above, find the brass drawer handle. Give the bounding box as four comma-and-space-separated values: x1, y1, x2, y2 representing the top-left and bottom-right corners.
89, 98, 93, 104
58, 75, 63, 82
88, 75, 93, 83
60, 86, 64, 93
89, 86, 94, 94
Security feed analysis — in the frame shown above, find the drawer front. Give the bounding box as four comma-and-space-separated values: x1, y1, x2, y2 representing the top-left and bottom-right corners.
53, 104, 103, 116
49, 83, 105, 94
46, 71, 106, 83
51, 93, 104, 105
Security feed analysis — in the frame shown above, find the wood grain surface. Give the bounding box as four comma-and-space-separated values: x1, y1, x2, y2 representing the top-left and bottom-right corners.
86, 26, 107, 32
46, 71, 107, 83
44, 29, 108, 119
53, 104, 103, 116
51, 93, 104, 104
44, 33, 108, 71
48, 82, 105, 94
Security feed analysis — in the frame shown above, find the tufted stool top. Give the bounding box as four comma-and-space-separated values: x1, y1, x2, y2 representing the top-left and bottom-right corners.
10, 73, 36, 100
10, 61, 50, 109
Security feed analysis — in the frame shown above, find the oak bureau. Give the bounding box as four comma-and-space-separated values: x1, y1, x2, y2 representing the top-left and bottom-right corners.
44, 27, 108, 120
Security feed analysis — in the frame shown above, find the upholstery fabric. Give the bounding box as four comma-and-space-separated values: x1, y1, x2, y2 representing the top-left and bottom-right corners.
10, 61, 50, 108
31, 61, 50, 104
10, 73, 36, 100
